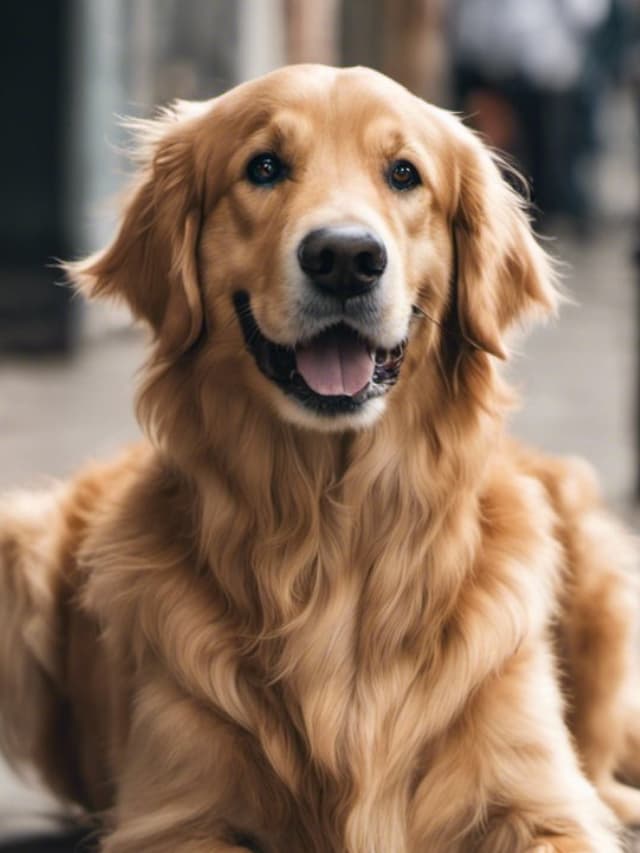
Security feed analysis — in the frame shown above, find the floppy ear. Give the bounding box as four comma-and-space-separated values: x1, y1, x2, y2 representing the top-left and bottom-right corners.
452, 131, 558, 359
65, 105, 204, 355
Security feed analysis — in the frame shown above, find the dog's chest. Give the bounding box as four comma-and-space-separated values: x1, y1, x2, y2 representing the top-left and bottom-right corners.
248, 554, 430, 851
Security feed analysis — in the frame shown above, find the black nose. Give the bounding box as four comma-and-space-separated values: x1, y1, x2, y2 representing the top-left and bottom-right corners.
297, 226, 387, 299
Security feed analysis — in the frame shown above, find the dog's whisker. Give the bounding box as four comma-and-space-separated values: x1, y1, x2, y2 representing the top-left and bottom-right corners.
412, 303, 483, 353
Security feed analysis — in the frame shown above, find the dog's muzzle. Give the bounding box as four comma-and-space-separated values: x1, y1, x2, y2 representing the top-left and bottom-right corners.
232, 291, 406, 417
232, 224, 408, 418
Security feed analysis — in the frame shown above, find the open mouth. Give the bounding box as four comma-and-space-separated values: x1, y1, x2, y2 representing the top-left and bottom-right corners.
233, 291, 406, 416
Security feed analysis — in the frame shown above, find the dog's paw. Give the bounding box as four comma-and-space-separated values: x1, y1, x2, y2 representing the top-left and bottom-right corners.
598, 779, 640, 827
525, 837, 618, 853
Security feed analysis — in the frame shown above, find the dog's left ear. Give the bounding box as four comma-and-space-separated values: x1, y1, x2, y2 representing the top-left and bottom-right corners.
65, 103, 206, 355
451, 128, 558, 359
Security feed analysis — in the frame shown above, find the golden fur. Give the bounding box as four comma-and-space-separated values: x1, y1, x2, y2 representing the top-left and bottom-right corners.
1, 65, 639, 852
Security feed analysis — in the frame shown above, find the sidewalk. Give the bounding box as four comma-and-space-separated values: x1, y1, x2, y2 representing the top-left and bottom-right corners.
510, 220, 638, 505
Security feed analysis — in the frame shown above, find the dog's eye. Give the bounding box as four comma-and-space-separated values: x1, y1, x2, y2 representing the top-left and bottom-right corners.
246, 152, 286, 186
388, 160, 421, 191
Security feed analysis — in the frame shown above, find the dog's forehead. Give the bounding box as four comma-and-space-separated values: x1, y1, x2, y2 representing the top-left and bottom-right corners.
216, 64, 417, 135
251, 64, 412, 103
193, 64, 456, 205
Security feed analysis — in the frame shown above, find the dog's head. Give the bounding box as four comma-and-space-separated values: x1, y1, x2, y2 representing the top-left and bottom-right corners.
68, 65, 557, 433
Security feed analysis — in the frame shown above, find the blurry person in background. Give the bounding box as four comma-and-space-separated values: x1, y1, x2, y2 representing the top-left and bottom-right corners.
449, 0, 630, 228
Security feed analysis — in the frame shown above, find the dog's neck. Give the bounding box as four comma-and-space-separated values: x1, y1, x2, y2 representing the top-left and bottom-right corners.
160, 354, 509, 641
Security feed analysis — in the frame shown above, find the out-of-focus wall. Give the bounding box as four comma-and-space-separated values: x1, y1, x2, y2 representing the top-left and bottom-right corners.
342, 0, 448, 102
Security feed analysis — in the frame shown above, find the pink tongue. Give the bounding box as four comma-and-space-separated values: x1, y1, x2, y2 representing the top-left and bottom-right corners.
295, 329, 374, 397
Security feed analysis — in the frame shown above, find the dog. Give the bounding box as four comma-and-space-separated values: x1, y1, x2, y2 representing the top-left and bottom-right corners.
1, 64, 639, 853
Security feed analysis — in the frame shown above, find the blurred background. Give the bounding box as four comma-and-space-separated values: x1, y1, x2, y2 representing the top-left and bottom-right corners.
1, 0, 639, 849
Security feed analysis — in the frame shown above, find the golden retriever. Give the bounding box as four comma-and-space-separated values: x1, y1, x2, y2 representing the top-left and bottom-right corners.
1, 64, 639, 853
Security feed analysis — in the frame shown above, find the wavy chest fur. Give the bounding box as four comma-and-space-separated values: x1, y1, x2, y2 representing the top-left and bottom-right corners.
171, 405, 558, 851
199, 468, 445, 850
83, 382, 559, 852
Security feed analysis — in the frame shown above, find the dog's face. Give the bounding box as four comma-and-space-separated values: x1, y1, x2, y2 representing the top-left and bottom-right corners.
202, 66, 455, 430
69, 65, 556, 432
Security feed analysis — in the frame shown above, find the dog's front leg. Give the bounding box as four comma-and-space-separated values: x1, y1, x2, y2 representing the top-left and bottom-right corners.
98, 809, 266, 853
409, 645, 623, 853
97, 673, 274, 853
525, 838, 612, 853
100, 835, 256, 853
473, 812, 622, 853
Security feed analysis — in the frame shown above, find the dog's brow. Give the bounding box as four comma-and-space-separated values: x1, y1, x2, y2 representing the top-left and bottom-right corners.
365, 122, 409, 157
269, 112, 314, 149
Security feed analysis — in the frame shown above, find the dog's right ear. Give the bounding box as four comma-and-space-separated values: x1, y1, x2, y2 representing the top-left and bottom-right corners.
64, 104, 207, 355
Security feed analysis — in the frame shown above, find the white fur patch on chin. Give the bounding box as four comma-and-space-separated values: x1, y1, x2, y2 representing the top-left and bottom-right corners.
275, 394, 388, 433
